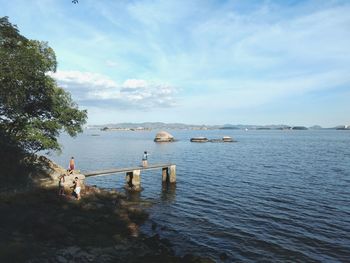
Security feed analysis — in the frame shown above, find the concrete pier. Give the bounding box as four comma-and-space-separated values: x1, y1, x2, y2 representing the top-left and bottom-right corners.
161, 165, 176, 183
125, 170, 141, 191
170, 165, 176, 183
84, 163, 176, 191
162, 167, 169, 182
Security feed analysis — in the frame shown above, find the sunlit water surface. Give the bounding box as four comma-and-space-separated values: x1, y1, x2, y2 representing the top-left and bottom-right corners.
49, 130, 350, 262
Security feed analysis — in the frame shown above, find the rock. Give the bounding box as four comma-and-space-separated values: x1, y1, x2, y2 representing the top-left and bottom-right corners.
219, 252, 229, 260
154, 131, 175, 142
81, 203, 97, 211
112, 234, 124, 243
56, 255, 68, 263
145, 234, 161, 249
51, 224, 69, 238
64, 246, 80, 255
160, 238, 172, 247
190, 137, 209, 142
182, 253, 216, 263
222, 136, 233, 142
182, 254, 197, 262
127, 222, 139, 237
151, 222, 157, 230
35, 155, 86, 191
62, 173, 85, 190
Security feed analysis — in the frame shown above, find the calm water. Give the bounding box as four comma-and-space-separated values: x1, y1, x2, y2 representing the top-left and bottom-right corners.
49, 130, 350, 262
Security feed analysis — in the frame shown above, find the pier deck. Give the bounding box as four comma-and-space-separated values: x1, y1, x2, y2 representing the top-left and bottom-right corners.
83, 163, 176, 191
84, 163, 175, 177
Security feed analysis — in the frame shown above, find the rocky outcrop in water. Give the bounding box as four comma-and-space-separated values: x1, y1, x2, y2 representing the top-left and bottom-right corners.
154, 131, 175, 142
190, 137, 209, 142
191, 136, 235, 143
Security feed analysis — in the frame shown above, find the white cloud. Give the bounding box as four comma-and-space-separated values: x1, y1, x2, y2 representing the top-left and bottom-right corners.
50, 70, 178, 110
49, 70, 117, 89
122, 79, 148, 89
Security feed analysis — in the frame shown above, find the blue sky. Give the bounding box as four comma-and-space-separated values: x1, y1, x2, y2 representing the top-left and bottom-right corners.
1, 0, 349, 127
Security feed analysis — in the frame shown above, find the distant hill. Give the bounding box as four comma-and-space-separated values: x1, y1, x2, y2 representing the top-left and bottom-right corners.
309, 125, 323, 130
335, 125, 350, 130
86, 122, 336, 130
89, 122, 217, 130
291, 126, 308, 130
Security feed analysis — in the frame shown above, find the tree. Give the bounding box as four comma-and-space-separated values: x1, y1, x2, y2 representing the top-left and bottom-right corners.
0, 17, 87, 153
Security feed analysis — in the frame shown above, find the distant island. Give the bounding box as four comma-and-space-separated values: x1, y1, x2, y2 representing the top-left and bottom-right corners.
86, 122, 350, 131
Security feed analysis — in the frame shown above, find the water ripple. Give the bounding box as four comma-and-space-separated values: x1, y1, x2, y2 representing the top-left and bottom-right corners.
51, 130, 350, 262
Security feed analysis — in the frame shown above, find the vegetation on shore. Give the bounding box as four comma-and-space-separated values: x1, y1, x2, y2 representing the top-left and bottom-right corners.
0, 16, 87, 154
0, 16, 87, 189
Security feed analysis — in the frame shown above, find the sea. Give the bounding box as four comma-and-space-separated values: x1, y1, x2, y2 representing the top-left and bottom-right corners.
48, 129, 350, 262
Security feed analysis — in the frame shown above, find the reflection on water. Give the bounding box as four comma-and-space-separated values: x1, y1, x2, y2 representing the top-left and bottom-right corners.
125, 189, 142, 202
124, 182, 177, 204
161, 182, 176, 203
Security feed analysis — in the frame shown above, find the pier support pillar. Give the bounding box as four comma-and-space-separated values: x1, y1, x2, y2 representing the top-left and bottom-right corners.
125, 169, 141, 191
162, 167, 169, 182
169, 165, 176, 183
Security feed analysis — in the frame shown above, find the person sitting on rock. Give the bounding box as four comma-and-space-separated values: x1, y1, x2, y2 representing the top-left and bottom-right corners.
72, 177, 81, 200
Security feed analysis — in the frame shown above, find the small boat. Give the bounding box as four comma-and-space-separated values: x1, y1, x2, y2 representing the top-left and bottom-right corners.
190, 137, 209, 142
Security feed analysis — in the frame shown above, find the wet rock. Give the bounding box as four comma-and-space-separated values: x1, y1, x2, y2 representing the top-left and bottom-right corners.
151, 222, 157, 230
128, 207, 149, 223
127, 222, 139, 237
64, 246, 80, 255
81, 203, 97, 211
145, 234, 161, 249
219, 252, 228, 261
190, 137, 209, 143
182, 254, 197, 262
51, 224, 69, 238
160, 238, 172, 247
112, 234, 124, 243
55, 255, 67, 263
182, 254, 216, 263
201, 258, 216, 263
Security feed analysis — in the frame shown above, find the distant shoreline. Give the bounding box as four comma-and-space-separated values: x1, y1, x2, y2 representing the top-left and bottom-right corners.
85, 122, 350, 131
87, 122, 349, 131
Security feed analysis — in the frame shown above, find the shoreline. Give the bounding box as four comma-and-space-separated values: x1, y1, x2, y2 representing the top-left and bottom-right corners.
0, 157, 215, 263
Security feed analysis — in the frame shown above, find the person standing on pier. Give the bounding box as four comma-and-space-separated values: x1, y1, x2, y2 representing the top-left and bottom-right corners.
142, 151, 149, 167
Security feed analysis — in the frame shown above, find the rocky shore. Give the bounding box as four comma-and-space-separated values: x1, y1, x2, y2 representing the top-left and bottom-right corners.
0, 157, 214, 263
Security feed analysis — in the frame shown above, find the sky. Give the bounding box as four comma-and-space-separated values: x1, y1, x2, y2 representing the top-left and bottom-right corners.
1, 0, 349, 127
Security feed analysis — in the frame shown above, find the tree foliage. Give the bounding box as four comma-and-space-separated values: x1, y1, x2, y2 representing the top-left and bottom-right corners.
0, 17, 87, 153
